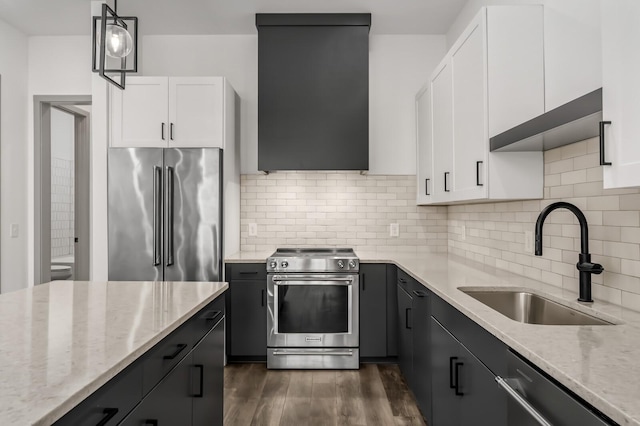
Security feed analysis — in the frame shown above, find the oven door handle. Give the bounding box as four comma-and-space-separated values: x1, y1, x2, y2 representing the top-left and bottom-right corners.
272, 350, 355, 356
272, 277, 354, 285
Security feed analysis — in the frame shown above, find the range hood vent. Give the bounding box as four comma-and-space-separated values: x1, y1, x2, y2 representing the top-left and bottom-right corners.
256, 13, 371, 172
490, 88, 602, 152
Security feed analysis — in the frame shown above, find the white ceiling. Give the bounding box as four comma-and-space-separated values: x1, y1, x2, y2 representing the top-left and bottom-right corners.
0, 0, 468, 36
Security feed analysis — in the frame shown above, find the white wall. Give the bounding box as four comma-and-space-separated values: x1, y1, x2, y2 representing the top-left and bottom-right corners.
0, 18, 28, 293
28, 35, 92, 286
446, 0, 601, 111
141, 34, 446, 175
369, 35, 446, 174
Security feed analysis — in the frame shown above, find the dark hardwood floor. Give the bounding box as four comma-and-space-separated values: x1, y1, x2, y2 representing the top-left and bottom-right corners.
224, 363, 427, 426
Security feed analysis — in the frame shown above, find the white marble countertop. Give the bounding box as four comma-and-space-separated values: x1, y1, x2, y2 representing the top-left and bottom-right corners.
226, 250, 640, 425
0, 280, 228, 426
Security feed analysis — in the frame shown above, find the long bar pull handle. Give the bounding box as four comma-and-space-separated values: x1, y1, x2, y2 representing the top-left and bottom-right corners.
444, 172, 450, 192
153, 166, 162, 266
454, 362, 464, 396
425, 178, 430, 196
161, 123, 165, 141
261, 289, 266, 307
361, 273, 366, 291
412, 290, 427, 298
166, 166, 174, 267
143, 421, 158, 426
170, 123, 174, 141
600, 121, 612, 166
96, 408, 118, 426
163, 343, 187, 360
192, 365, 204, 397
496, 376, 552, 426
405, 308, 412, 329
272, 350, 354, 356
449, 356, 458, 388
476, 161, 484, 186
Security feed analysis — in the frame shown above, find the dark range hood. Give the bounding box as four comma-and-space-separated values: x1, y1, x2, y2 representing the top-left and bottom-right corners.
256, 13, 371, 172
490, 88, 602, 152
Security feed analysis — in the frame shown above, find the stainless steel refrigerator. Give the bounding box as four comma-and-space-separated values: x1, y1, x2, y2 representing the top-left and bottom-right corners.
108, 148, 222, 281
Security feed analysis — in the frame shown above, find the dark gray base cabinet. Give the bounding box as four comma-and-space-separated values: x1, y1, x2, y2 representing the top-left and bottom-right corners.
225, 263, 267, 360
359, 264, 388, 358
55, 294, 226, 426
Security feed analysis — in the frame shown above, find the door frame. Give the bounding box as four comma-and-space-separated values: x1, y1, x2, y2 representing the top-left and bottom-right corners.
34, 95, 91, 284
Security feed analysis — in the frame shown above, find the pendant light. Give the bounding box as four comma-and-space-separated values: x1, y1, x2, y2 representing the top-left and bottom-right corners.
92, 0, 138, 89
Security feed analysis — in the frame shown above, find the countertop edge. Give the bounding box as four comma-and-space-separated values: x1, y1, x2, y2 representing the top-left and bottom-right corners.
38, 283, 228, 426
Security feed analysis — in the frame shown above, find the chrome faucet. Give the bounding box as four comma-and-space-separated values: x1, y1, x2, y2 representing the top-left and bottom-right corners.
534, 202, 603, 302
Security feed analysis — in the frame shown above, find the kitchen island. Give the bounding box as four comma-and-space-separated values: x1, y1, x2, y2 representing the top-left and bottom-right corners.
227, 250, 640, 426
0, 279, 227, 425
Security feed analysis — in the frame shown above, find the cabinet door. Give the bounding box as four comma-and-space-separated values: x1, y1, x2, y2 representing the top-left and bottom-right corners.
359, 264, 387, 358
451, 12, 488, 200
602, 0, 640, 189
120, 352, 193, 426
412, 290, 431, 424
192, 317, 224, 426
169, 77, 225, 148
431, 317, 462, 426
397, 285, 413, 383
110, 77, 169, 147
229, 280, 267, 357
416, 83, 433, 205
430, 60, 454, 203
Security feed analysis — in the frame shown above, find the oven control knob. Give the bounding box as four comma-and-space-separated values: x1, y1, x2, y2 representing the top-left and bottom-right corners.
349, 260, 357, 269
281, 260, 289, 268
269, 261, 277, 269
337, 260, 345, 269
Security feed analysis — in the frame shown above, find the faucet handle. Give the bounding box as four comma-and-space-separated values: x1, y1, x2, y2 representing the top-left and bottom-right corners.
577, 261, 604, 275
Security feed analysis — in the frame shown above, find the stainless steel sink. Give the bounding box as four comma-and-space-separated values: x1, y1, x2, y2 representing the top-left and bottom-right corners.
459, 289, 614, 325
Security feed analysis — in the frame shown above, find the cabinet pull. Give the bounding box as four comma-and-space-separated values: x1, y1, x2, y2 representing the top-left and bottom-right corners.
444, 172, 450, 192
405, 308, 412, 329
261, 289, 266, 307
425, 178, 430, 196
361, 273, 366, 291
163, 343, 187, 360
412, 290, 427, 298
399, 278, 407, 284
239, 271, 258, 275
192, 364, 204, 397
144, 421, 158, 426
454, 362, 464, 396
96, 408, 118, 426
476, 161, 484, 186
202, 310, 222, 322
170, 123, 175, 140
161, 123, 165, 141
449, 356, 458, 388
600, 121, 612, 166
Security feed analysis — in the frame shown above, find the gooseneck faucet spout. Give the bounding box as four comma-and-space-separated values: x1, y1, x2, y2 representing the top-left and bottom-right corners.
534, 202, 603, 303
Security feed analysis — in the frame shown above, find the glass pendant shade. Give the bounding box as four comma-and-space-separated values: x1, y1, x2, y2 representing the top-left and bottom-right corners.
105, 23, 133, 58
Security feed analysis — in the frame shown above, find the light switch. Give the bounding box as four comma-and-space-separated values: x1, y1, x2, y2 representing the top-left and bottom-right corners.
248, 223, 258, 237
10, 224, 18, 238
390, 223, 399, 237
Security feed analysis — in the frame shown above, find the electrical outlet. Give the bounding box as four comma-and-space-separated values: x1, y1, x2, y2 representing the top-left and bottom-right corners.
390, 223, 399, 237
248, 223, 258, 237
461, 225, 466, 241
9, 224, 18, 238
524, 230, 533, 253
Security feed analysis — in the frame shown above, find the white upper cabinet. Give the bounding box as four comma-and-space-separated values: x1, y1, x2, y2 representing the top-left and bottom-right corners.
417, 6, 544, 205
110, 76, 228, 148
415, 83, 433, 205
601, 0, 640, 189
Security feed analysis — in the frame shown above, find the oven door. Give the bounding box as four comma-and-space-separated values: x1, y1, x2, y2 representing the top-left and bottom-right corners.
267, 273, 359, 348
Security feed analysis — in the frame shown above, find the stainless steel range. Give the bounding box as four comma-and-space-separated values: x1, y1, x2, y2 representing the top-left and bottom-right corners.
266, 248, 359, 369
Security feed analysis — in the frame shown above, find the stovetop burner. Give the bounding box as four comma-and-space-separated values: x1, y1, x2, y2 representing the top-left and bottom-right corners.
267, 248, 359, 273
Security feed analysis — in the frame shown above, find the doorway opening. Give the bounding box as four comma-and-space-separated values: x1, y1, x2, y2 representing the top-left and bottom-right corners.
34, 96, 91, 284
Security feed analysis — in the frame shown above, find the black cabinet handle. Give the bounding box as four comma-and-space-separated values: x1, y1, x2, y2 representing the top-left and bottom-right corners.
96, 408, 118, 426
449, 356, 458, 388
455, 362, 464, 396
476, 161, 484, 186
425, 178, 430, 196
192, 364, 204, 397
444, 172, 450, 192
600, 121, 612, 166
163, 343, 187, 360
144, 421, 158, 426
399, 278, 407, 284
405, 308, 412, 329
202, 310, 222, 322
239, 271, 259, 275
170, 123, 174, 140
361, 273, 366, 291
261, 289, 266, 307
161, 123, 165, 141
412, 290, 427, 298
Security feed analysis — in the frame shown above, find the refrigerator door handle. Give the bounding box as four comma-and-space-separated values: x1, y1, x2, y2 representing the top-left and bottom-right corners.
166, 166, 175, 267
153, 166, 162, 266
